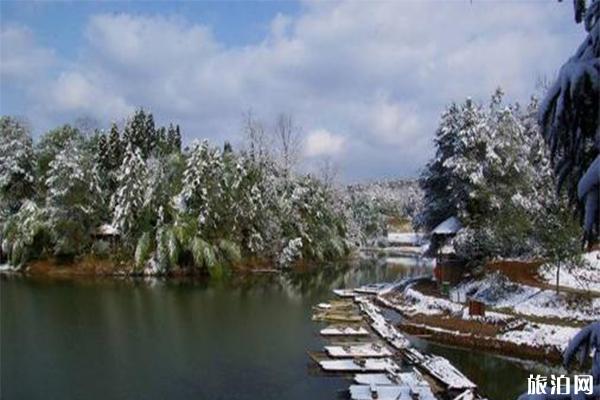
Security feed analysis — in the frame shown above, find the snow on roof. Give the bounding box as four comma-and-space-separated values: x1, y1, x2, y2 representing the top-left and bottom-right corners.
439, 244, 455, 255
96, 224, 119, 236
432, 216, 462, 235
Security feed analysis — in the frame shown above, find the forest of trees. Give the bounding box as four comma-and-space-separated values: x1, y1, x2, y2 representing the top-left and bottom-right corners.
0, 110, 377, 275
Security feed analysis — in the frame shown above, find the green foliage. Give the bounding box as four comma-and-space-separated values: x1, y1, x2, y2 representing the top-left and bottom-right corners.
45, 142, 101, 257
191, 237, 213, 270
36, 124, 83, 188
134, 232, 152, 270
2, 201, 48, 266
0, 116, 36, 214
421, 90, 582, 264
218, 239, 241, 264
1, 110, 354, 271
91, 240, 111, 259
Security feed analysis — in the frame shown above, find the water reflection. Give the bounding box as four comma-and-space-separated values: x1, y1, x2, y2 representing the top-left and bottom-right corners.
0, 257, 540, 400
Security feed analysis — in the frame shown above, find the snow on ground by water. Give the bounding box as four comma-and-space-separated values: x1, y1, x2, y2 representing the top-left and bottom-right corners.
452, 273, 600, 323
0, 263, 19, 272
499, 322, 579, 352
387, 232, 424, 245
539, 251, 600, 292
402, 287, 464, 316
385, 279, 593, 354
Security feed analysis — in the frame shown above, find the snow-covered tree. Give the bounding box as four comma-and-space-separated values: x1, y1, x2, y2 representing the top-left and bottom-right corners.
417, 98, 489, 230
539, 0, 599, 245
417, 102, 463, 230
0, 117, 36, 214
45, 141, 101, 256
167, 124, 182, 153
36, 124, 83, 186
97, 132, 111, 173
178, 140, 224, 233
422, 90, 581, 262
107, 123, 123, 170
1, 200, 47, 266
111, 144, 148, 243
123, 109, 157, 159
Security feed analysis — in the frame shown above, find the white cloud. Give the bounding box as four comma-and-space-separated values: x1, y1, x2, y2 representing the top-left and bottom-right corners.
305, 128, 346, 157
1, 2, 585, 180
0, 25, 55, 82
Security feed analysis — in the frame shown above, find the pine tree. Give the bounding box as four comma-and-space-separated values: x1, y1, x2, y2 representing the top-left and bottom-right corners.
36, 124, 83, 188
179, 140, 223, 234
123, 109, 156, 158
417, 102, 464, 230
45, 140, 100, 256
167, 124, 182, 153
0, 117, 36, 214
111, 144, 148, 243
155, 126, 167, 155
107, 123, 123, 170
539, 0, 599, 243
145, 112, 157, 156
98, 133, 111, 173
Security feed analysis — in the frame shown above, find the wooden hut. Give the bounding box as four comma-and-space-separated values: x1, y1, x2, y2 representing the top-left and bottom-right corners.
431, 217, 466, 288
92, 224, 120, 247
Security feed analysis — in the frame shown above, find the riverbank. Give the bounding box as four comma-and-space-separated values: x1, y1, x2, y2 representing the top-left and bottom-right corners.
0, 253, 351, 279
378, 251, 600, 365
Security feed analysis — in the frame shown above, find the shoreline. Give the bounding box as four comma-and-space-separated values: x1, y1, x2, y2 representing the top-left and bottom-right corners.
375, 278, 596, 366
0, 253, 361, 280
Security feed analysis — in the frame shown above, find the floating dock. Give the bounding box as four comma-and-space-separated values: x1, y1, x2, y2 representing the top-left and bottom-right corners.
310, 283, 484, 400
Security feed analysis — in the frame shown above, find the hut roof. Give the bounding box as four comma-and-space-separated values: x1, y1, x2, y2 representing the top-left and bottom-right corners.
95, 224, 119, 236
432, 217, 462, 235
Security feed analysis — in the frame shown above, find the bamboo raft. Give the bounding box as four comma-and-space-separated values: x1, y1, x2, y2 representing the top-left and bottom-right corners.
309, 284, 484, 400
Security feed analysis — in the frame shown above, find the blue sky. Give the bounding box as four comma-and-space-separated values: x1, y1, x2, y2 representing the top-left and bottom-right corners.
1, 1, 302, 53
0, 0, 585, 181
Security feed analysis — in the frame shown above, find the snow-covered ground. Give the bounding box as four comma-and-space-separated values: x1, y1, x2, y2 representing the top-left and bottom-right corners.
539, 251, 600, 292
451, 273, 600, 323
499, 322, 579, 353
402, 287, 464, 316
387, 232, 425, 246
0, 263, 19, 272
384, 289, 579, 352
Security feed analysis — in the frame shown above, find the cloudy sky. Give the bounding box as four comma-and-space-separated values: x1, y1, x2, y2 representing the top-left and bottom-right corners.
0, 1, 585, 181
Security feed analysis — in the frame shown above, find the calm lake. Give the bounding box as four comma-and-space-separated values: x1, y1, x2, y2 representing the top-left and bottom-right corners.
1, 258, 548, 400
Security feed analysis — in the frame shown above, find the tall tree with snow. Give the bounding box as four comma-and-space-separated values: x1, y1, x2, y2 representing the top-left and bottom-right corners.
123, 109, 157, 159
539, 0, 599, 246
0, 117, 36, 215
111, 144, 148, 244
45, 141, 101, 257
417, 102, 463, 230
36, 125, 83, 187
107, 123, 124, 170
179, 140, 224, 234
167, 124, 182, 153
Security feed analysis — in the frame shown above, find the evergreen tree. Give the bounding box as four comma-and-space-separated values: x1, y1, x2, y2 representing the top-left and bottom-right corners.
111, 144, 148, 243
107, 123, 123, 170
0, 117, 36, 214
155, 126, 167, 154
123, 109, 156, 158
179, 140, 223, 234
417, 102, 463, 230
36, 124, 83, 188
45, 141, 101, 256
97, 133, 111, 173
166, 124, 182, 153
539, 0, 599, 244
